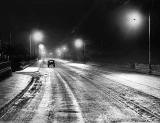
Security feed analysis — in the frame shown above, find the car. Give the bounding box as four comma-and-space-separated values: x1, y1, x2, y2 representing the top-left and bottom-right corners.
48, 60, 55, 67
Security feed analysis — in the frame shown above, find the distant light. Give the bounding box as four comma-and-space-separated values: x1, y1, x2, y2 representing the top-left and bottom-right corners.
38, 44, 46, 57
39, 44, 44, 49
38, 59, 42, 63
56, 48, 62, 57
74, 39, 83, 49
62, 45, 68, 52
41, 51, 46, 55
49, 52, 53, 55
32, 31, 43, 42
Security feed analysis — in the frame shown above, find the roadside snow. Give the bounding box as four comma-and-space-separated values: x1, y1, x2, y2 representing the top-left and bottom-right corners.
0, 73, 31, 109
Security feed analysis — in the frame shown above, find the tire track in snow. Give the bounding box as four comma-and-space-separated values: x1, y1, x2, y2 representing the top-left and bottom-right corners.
54, 70, 84, 123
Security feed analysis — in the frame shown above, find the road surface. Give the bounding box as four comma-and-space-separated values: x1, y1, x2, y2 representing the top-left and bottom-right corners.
0, 60, 160, 123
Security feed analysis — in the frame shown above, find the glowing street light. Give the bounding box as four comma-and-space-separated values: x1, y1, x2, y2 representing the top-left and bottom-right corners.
56, 48, 62, 57
62, 45, 68, 52
29, 30, 44, 59
74, 39, 83, 49
61, 45, 68, 59
121, 9, 151, 73
32, 31, 44, 42
49, 52, 53, 55
119, 9, 144, 34
125, 10, 143, 29
39, 44, 44, 49
38, 44, 46, 59
74, 38, 86, 63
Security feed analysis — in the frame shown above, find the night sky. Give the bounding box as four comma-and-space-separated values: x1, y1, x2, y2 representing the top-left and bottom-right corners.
0, 0, 160, 64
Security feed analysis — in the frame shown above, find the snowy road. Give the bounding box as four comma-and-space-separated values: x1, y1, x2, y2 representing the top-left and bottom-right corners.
0, 60, 160, 122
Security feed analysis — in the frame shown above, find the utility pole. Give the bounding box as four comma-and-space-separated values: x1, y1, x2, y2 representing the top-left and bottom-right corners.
148, 13, 151, 74
29, 33, 32, 59
9, 32, 12, 61
148, 0, 153, 74
83, 42, 86, 63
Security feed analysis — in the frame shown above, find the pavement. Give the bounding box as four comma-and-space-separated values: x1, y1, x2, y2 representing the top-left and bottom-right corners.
0, 62, 40, 109
0, 73, 32, 109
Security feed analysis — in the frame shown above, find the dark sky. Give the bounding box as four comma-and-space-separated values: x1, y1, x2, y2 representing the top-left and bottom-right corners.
1, 0, 93, 33
0, 0, 160, 63
0, 0, 93, 47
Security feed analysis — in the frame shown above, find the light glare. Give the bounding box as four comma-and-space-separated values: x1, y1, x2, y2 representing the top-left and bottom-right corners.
62, 45, 68, 52
33, 31, 43, 42
56, 48, 62, 57
125, 10, 143, 29
74, 39, 83, 49
39, 44, 44, 49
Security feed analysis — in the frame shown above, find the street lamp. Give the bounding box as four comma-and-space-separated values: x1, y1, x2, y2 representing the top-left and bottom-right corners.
74, 38, 85, 63
125, 10, 143, 29
61, 45, 68, 59
39, 44, 44, 50
33, 31, 44, 42
74, 39, 83, 49
49, 52, 53, 55
38, 44, 46, 59
29, 30, 44, 59
56, 48, 62, 58
62, 45, 68, 52
122, 9, 151, 73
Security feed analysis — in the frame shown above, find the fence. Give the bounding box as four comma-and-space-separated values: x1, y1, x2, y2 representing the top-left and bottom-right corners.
90, 61, 160, 76
0, 61, 12, 78
103, 62, 160, 76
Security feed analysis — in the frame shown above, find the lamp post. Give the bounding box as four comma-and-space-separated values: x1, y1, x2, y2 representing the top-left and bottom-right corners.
148, 13, 151, 73
61, 45, 68, 59
123, 9, 151, 73
62, 45, 68, 52
29, 34, 32, 59
74, 38, 85, 63
56, 48, 62, 58
29, 30, 44, 59
38, 44, 45, 59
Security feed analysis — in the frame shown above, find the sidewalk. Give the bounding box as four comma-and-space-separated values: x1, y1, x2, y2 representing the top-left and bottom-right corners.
0, 73, 32, 109
0, 61, 39, 109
